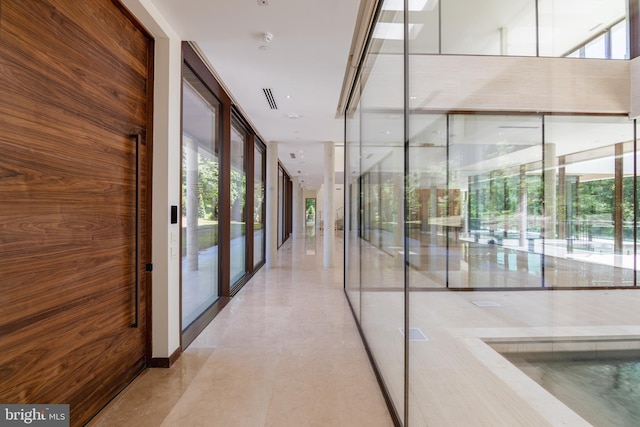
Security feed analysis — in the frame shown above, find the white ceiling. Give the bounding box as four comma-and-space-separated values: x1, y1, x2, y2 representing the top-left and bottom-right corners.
149, 0, 361, 189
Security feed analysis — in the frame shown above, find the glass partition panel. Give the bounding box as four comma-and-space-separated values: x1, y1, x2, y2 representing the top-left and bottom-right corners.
181, 65, 220, 329
406, 114, 449, 426
449, 114, 543, 288
359, 11, 405, 421
441, 0, 536, 56
253, 144, 265, 268
230, 120, 247, 285
406, 114, 448, 288
611, 19, 629, 59
538, 0, 627, 57
345, 77, 362, 321
543, 115, 634, 287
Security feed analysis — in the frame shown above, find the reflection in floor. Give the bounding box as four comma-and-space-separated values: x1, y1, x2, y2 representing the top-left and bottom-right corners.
89, 232, 393, 427
352, 232, 640, 426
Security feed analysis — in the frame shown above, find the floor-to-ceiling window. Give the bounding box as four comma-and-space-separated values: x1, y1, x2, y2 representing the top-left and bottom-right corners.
181, 43, 269, 345
181, 62, 221, 330
345, 1, 639, 425
277, 164, 293, 247
230, 118, 248, 285
253, 143, 266, 268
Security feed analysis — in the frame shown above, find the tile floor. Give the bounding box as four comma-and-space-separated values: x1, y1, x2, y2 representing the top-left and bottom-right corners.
89, 230, 393, 427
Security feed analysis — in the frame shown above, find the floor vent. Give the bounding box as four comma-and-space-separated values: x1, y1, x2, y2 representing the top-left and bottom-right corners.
399, 328, 429, 341
263, 88, 278, 109
472, 300, 501, 307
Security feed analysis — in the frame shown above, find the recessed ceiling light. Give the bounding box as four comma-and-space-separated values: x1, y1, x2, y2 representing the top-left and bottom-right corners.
287, 113, 301, 119
286, 95, 292, 99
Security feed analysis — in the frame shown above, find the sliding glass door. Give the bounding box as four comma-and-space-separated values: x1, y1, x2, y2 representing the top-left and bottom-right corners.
181, 63, 221, 329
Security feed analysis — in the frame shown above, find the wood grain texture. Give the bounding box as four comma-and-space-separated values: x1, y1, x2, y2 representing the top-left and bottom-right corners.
0, 1, 150, 425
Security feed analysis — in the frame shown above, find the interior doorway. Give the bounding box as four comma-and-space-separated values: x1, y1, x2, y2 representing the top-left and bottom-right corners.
305, 198, 317, 228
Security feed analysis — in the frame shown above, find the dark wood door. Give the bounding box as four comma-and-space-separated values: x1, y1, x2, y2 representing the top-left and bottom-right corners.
0, 1, 151, 425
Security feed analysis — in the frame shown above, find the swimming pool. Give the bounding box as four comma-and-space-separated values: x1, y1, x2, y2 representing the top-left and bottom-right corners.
503, 350, 640, 426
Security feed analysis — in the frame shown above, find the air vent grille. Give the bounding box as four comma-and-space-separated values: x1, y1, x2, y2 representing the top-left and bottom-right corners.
263, 88, 278, 109
289, 153, 296, 159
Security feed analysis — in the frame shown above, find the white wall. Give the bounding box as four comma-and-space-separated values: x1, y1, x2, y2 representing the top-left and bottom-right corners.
120, 0, 182, 360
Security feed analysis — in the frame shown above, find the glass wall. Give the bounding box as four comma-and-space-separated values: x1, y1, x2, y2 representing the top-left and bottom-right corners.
277, 164, 292, 247
357, 5, 406, 422
538, 0, 627, 57
345, 76, 361, 321
345, 1, 638, 425
181, 63, 220, 329
390, 0, 628, 58
253, 144, 266, 268
230, 119, 248, 285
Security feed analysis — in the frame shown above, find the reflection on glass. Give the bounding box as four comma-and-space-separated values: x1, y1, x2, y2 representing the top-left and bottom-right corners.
358, 15, 405, 421
349, 1, 638, 425
539, 0, 626, 57
584, 34, 606, 59
181, 65, 220, 329
345, 80, 361, 320
407, 114, 448, 287
451, 114, 543, 288
230, 120, 247, 285
611, 20, 628, 59
544, 116, 634, 287
253, 145, 265, 268
441, 0, 536, 56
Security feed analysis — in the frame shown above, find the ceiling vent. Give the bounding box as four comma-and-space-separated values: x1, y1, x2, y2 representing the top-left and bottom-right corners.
263, 88, 278, 109
289, 153, 296, 159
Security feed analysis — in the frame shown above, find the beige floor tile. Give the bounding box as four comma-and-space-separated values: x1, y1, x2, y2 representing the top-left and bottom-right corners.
91, 232, 393, 427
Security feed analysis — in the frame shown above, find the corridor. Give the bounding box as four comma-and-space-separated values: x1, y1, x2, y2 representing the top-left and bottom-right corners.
89, 231, 393, 427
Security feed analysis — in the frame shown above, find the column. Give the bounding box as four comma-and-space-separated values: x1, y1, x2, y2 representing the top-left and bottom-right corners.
292, 177, 302, 237
266, 141, 278, 268
324, 141, 336, 268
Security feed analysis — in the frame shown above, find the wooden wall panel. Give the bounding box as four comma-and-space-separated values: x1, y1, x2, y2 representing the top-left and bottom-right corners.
0, 1, 151, 425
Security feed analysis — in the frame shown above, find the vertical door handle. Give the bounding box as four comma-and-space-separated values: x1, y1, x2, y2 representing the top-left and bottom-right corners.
130, 134, 141, 328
